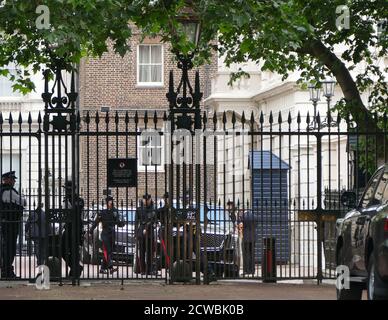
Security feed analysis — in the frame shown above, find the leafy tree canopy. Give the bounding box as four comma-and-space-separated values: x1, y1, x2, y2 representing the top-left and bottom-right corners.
0, 0, 387, 130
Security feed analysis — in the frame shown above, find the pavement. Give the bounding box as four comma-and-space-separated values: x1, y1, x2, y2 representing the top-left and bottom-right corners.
0, 279, 367, 300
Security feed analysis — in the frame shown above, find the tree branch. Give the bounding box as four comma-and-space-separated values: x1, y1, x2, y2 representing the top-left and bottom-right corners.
300, 39, 378, 132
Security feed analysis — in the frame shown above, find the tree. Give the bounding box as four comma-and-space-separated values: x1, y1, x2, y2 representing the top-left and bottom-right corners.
0, 0, 387, 132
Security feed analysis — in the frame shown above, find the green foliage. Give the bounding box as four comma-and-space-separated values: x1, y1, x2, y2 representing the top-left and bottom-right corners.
0, 0, 387, 119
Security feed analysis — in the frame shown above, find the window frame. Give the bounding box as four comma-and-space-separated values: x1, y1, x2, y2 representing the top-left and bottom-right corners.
136, 44, 164, 87
137, 128, 165, 172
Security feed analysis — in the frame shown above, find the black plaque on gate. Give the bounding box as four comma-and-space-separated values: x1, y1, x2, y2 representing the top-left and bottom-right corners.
107, 158, 137, 187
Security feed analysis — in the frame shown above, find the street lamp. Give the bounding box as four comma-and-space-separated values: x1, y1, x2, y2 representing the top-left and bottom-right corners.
320, 78, 337, 129
165, 4, 203, 285
166, 6, 202, 132
308, 83, 320, 130
308, 78, 337, 130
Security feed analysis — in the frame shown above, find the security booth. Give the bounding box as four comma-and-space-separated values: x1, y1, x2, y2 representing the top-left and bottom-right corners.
249, 151, 290, 267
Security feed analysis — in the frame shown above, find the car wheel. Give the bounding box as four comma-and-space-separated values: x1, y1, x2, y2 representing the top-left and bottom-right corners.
336, 246, 363, 300
367, 253, 387, 300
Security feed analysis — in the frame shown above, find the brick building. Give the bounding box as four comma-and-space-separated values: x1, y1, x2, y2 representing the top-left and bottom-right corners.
78, 27, 217, 207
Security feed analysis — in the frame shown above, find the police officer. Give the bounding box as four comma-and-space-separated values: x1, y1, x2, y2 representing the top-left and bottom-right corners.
62, 180, 84, 278
135, 193, 156, 275
0, 171, 26, 279
90, 196, 124, 274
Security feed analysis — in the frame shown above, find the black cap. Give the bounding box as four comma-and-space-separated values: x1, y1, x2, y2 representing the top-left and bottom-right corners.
143, 193, 151, 200
2, 171, 17, 180
62, 180, 73, 189
163, 192, 169, 199
227, 200, 234, 206
106, 196, 114, 202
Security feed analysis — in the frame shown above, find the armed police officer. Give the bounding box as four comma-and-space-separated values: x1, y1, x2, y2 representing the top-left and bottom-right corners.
62, 181, 84, 278
135, 193, 157, 275
0, 171, 26, 279
90, 196, 124, 274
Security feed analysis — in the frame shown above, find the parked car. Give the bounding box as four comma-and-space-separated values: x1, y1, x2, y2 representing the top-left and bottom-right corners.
336, 165, 388, 300
163, 204, 239, 278
81, 207, 136, 265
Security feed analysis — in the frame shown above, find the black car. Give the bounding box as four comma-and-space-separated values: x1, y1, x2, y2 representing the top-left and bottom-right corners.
336, 165, 388, 300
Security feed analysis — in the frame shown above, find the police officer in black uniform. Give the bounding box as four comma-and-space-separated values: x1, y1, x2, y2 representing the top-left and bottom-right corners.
0, 171, 26, 279
62, 181, 84, 278
90, 196, 124, 274
135, 193, 156, 275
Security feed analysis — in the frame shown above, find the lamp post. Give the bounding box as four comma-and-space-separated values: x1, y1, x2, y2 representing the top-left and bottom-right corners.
167, 6, 202, 132
308, 84, 320, 130
166, 8, 203, 285
320, 78, 337, 129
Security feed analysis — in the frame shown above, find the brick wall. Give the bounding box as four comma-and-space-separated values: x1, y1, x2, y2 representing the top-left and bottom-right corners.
78, 28, 217, 207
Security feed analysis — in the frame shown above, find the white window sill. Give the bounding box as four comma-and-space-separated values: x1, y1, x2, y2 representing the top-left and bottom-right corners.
136, 84, 164, 89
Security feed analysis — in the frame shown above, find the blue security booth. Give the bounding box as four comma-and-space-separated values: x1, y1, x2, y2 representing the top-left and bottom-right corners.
249, 151, 290, 264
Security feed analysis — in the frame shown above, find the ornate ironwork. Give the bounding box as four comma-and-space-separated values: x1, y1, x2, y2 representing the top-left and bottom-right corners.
166, 52, 203, 131
42, 59, 78, 132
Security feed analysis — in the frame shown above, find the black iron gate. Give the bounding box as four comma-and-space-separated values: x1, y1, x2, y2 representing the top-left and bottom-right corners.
0, 61, 386, 285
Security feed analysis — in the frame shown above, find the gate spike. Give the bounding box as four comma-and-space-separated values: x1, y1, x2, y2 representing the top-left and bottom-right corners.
153, 110, 158, 124
269, 111, 273, 124
259, 111, 264, 124
85, 111, 90, 124
95, 111, 100, 124
105, 111, 109, 124
8, 113, 13, 124
124, 111, 129, 124
278, 112, 282, 124
163, 111, 167, 122
28, 112, 32, 124
203, 111, 207, 125
232, 111, 236, 125
0, 113, 3, 125
316, 112, 321, 126
130, 199, 133, 208
37, 111, 42, 124
250, 111, 254, 125
287, 111, 292, 124
222, 111, 227, 125
296, 111, 301, 124
246, 199, 249, 208
237, 199, 240, 208
213, 112, 217, 126
115, 111, 119, 124
241, 111, 246, 124
306, 111, 310, 124
209, 198, 212, 206
18, 112, 23, 124
144, 111, 148, 124
134, 111, 139, 124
